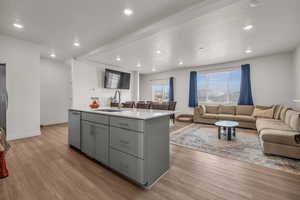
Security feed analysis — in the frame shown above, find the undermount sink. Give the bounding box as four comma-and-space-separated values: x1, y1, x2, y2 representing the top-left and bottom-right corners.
96, 109, 123, 112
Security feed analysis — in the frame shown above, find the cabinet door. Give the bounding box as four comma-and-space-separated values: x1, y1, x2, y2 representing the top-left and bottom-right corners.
94, 123, 109, 165
81, 121, 95, 158
109, 148, 145, 184
68, 111, 81, 149
110, 127, 144, 158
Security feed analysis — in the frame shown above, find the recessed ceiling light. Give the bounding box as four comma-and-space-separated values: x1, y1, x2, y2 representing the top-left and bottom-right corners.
197, 47, 205, 52
156, 50, 161, 54
245, 49, 252, 54
73, 41, 80, 47
243, 25, 253, 31
137, 63, 141, 67
179, 61, 183, 65
124, 8, 133, 16
152, 68, 156, 72
13, 23, 23, 29
249, 0, 261, 7
50, 53, 56, 58
116, 56, 121, 61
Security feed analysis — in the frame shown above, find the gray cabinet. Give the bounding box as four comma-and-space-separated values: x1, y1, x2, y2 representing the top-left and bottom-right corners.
81, 120, 109, 165
81, 121, 95, 158
69, 110, 170, 188
109, 115, 170, 187
109, 148, 145, 184
110, 126, 144, 158
68, 110, 81, 149
94, 123, 109, 165
110, 116, 144, 132
82, 112, 109, 125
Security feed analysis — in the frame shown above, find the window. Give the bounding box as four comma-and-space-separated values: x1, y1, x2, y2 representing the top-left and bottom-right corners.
151, 80, 169, 102
197, 69, 241, 104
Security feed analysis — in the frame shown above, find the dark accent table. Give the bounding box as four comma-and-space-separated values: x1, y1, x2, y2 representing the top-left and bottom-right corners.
214, 121, 239, 141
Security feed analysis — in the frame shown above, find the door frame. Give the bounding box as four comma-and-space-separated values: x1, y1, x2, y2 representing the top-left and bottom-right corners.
0, 63, 7, 130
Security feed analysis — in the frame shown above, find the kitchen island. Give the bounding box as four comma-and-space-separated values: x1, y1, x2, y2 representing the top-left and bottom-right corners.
68, 107, 175, 188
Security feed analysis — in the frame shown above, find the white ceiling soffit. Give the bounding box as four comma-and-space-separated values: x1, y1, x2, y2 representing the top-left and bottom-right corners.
85, 0, 300, 74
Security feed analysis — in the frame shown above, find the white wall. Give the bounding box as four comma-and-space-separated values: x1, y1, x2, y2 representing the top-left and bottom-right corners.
140, 52, 294, 114
292, 45, 300, 110
0, 35, 41, 140
40, 58, 71, 125
71, 60, 134, 107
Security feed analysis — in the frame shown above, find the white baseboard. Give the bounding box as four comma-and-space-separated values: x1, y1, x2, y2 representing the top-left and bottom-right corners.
7, 129, 41, 141
41, 121, 68, 126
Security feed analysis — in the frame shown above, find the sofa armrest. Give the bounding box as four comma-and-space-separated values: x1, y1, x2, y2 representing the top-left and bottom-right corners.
194, 106, 205, 116
295, 134, 300, 144
260, 129, 300, 147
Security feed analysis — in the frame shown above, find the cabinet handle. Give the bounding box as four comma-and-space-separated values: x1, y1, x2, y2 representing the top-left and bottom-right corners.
119, 123, 129, 127
120, 140, 129, 145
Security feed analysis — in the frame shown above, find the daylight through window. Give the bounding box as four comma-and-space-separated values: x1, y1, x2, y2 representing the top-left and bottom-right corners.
151, 80, 169, 102
197, 69, 241, 104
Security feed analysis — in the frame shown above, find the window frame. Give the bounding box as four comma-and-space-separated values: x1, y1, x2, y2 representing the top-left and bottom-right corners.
151, 79, 169, 103
196, 67, 241, 105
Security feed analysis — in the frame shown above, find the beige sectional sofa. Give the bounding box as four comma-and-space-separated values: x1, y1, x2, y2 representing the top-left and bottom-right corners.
257, 109, 300, 159
194, 105, 257, 129
193, 105, 300, 159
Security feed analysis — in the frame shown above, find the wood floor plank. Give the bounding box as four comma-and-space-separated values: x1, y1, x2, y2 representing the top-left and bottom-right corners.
1, 124, 299, 200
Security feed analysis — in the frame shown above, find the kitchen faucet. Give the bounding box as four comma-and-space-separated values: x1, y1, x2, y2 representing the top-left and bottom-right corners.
113, 89, 121, 109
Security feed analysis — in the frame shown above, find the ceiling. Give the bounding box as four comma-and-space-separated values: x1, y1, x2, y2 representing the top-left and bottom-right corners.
1, 0, 300, 74
86, 0, 300, 74
0, 0, 201, 59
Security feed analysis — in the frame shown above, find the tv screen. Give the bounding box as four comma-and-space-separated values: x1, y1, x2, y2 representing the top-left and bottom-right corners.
104, 69, 130, 89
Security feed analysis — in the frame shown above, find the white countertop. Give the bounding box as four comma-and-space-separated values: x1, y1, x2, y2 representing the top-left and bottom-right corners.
70, 106, 176, 120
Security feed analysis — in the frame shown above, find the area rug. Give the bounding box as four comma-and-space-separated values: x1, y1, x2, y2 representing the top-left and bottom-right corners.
169, 121, 192, 133
170, 123, 300, 175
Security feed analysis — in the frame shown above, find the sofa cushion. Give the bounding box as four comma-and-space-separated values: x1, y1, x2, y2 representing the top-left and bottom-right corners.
274, 105, 283, 120
218, 114, 235, 121
260, 129, 300, 147
284, 110, 295, 125
288, 111, 300, 131
234, 115, 256, 122
255, 105, 273, 110
236, 105, 254, 116
205, 106, 219, 114
219, 105, 235, 115
252, 107, 274, 119
202, 113, 218, 119
280, 106, 291, 121
256, 118, 293, 133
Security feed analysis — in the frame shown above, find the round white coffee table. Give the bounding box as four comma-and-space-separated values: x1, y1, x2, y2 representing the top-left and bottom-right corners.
214, 121, 239, 141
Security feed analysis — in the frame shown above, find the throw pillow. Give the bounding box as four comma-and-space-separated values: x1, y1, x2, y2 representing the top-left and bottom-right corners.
289, 111, 300, 131
274, 104, 283, 120
252, 107, 274, 119
255, 105, 273, 110
280, 106, 291, 121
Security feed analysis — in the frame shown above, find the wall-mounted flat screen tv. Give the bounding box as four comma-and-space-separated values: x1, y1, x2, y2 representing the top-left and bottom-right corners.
104, 69, 130, 89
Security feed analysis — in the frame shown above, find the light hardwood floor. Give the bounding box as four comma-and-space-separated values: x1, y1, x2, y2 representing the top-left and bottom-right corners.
1, 124, 300, 200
